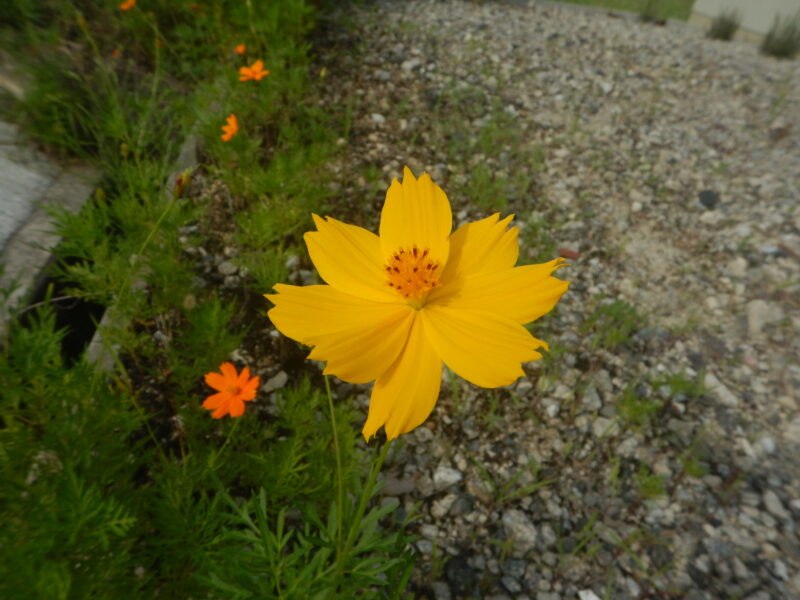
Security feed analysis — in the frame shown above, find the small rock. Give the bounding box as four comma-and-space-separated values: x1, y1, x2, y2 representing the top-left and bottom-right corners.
582, 385, 602, 411
704, 372, 739, 407
501, 575, 522, 594
502, 509, 538, 553
433, 466, 463, 491
445, 556, 476, 596
559, 247, 580, 260
383, 476, 415, 496
370, 113, 386, 125
262, 370, 288, 393
598, 80, 613, 94
218, 260, 238, 276
727, 256, 748, 278
449, 493, 475, 516
698, 189, 720, 209
770, 559, 789, 580
401, 57, 422, 71
578, 591, 601, 600
762, 490, 789, 519
539, 523, 557, 549
746, 299, 784, 338
516, 379, 534, 395
431, 493, 458, 518
592, 416, 618, 438
431, 581, 452, 600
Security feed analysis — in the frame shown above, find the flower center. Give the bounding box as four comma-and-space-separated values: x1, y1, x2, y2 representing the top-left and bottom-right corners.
385, 245, 441, 306
225, 385, 241, 395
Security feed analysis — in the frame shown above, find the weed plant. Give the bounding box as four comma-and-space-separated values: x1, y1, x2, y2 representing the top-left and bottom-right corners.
707, 9, 742, 41
547, 0, 694, 21
761, 11, 800, 59
0, 0, 414, 597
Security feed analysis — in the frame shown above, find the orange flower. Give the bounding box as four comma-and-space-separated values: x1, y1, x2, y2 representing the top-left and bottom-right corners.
111, 48, 121, 59
119, 0, 136, 10
220, 113, 238, 142
203, 362, 259, 419
234, 44, 246, 55
239, 59, 269, 82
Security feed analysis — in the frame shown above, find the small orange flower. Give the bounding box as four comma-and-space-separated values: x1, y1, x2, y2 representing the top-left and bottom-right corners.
111, 48, 121, 59
234, 44, 246, 55
220, 113, 238, 142
239, 59, 269, 82
203, 362, 259, 419
119, 0, 136, 10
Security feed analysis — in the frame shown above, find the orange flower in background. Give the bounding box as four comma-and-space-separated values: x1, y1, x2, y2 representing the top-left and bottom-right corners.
220, 113, 238, 142
119, 0, 136, 10
203, 363, 259, 419
239, 59, 269, 81
267, 167, 569, 440
111, 48, 121, 59
234, 44, 246, 55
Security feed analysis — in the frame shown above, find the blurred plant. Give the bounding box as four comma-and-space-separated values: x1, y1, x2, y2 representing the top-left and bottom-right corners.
761, 11, 800, 59
639, 0, 661, 23
707, 8, 742, 41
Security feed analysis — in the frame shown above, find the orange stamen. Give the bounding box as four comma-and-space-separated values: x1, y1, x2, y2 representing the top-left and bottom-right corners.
385, 245, 440, 303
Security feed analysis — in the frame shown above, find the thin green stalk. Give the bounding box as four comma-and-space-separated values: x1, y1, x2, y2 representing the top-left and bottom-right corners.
324, 375, 345, 559
208, 417, 241, 470
335, 438, 392, 579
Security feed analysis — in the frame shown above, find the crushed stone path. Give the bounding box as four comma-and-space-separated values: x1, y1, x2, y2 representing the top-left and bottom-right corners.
306, 1, 800, 598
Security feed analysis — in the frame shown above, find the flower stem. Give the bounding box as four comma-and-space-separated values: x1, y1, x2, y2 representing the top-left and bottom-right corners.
337, 438, 391, 577
324, 375, 345, 560
208, 417, 241, 470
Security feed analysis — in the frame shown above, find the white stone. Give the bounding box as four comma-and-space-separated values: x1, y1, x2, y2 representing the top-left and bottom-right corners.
262, 371, 288, 393
433, 465, 463, 491
502, 509, 538, 553
704, 372, 739, 407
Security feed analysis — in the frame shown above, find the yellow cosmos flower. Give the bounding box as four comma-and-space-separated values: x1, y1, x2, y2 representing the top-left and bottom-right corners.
266, 167, 569, 440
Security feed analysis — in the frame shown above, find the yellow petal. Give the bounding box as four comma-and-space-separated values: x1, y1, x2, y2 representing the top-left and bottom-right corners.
437, 213, 518, 287
266, 284, 413, 384
432, 259, 569, 324
362, 314, 442, 440
379, 167, 452, 268
421, 306, 546, 388
304, 214, 397, 303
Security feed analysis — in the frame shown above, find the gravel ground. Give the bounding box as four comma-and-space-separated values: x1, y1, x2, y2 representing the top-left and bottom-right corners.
287, 1, 800, 598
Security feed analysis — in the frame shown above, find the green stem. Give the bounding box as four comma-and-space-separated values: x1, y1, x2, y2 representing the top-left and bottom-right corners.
208, 417, 241, 470
337, 438, 391, 577
324, 376, 345, 560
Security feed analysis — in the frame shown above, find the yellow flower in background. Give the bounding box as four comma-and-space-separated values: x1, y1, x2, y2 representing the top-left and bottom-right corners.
266, 167, 569, 440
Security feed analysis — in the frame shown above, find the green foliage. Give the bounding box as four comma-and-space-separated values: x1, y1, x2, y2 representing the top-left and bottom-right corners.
581, 299, 642, 350
634, 464, 666, 499
547, 0, 694, 21
443, 105, 541, 213
616, 384, 663, 431
0, 0, 415, 597
707, 9, 742, 41
651, 371, 706, 401
638, 0, 660, 23
761, 12, 800, 59
204, 483, 413, 598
